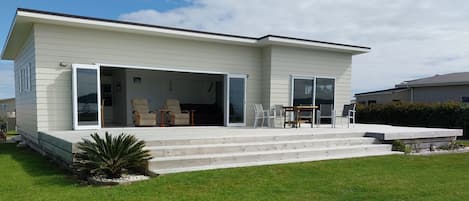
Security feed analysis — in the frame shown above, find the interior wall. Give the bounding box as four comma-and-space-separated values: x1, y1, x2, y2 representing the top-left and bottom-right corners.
123, 69, 223, 125
111, 69, 127, 125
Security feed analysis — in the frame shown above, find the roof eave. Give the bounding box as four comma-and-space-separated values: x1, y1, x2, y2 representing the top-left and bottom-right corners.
397, 81, 469, 88
258, 36, 370, 54
2, 8, 371, 60
1, 11, 18, 60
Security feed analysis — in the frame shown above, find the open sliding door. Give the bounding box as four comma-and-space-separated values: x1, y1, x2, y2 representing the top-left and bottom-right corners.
72, 64, 101, 130
225, 74, 247, 127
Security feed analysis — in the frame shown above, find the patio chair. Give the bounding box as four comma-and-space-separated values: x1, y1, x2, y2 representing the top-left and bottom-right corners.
253, 104, 275, 128
131, 98, 157, 126
272, 104, 284, 128
316, 104, 335, 128
335, 104, 356, 128
165, 99, 191, 126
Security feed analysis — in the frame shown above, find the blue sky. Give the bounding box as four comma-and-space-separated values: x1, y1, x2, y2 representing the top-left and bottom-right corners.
1, 1, 469, 99
0, 0, 191, 98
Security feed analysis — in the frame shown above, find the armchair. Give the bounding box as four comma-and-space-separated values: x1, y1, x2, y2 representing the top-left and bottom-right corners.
131, 98, 157, 126
165, 99, 193, 126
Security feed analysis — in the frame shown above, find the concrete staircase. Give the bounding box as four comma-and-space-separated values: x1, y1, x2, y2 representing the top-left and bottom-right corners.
146, 132, 398, 174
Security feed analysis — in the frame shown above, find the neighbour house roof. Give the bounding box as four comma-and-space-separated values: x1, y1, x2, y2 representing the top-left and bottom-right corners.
1, 8, 370, 60
0, 98, 15, 102
395, 72, 469, 88
355, 87, 408, 96
355, 72, 469, 97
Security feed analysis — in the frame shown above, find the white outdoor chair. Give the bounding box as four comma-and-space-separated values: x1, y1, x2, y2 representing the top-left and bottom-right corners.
272, 104, 285, 128
316, 104, 335, 128
335, 104, 356, 128
253, 104, 275, 128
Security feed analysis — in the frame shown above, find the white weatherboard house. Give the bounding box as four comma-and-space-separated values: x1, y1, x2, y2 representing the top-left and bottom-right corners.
2, 8, 369, 138
2, 9, 463, 174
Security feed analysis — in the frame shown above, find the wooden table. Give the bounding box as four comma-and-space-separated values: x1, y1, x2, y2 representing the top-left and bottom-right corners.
282, 105, 318, 128
158, 109, 171, 127
182, 110, 196, 126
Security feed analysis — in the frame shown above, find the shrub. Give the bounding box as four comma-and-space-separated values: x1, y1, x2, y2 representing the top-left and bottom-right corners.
392, 140, 411, 154
74, 132, 152, 179
438, 140, 465, 150
357, 102, 469, 138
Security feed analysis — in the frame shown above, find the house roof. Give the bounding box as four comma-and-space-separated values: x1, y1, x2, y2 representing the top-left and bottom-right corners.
395, 72, 469, 88
355, 87, 408, 96
1, 8, 370, 60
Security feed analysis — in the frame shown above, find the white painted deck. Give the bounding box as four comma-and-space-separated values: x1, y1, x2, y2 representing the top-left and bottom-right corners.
37, 124, 462, 174
42, 124, 462, 143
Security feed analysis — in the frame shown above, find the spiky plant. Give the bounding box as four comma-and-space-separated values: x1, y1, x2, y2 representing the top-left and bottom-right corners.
74, 132, 152, 179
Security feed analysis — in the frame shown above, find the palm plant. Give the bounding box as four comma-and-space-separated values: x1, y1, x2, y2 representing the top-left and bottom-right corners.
74, 132, 152, 179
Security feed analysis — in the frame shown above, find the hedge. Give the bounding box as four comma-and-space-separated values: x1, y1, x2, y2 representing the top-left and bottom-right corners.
356, 102, 469, 138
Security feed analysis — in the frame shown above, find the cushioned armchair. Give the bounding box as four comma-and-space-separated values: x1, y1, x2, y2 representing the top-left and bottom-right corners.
131, 98, 157, 126
165, 99, 192, 126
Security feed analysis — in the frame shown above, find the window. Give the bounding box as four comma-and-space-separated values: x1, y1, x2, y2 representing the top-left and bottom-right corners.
19, 68, 23, 93
17, 63, 32, 94
292, 77, 335, 107
462, 97, 469, 103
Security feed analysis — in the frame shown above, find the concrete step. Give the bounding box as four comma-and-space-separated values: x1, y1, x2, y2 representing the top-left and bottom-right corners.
149, 144, 393, 172
144, 132, 366, 146
151, 150, 400, 174
147, 137, 378, 157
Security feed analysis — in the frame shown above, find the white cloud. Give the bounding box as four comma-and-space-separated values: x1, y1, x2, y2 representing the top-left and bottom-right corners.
121, 0, 469, 94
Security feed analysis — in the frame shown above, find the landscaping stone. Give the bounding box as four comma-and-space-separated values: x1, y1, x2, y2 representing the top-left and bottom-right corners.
88, 174, 150, 186
410, 147, 469, 156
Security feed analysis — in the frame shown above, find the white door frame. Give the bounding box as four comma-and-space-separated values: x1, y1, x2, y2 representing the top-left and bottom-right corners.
225, 74, 247, 127
290, 75, 336, 113
72, 64, 102, 130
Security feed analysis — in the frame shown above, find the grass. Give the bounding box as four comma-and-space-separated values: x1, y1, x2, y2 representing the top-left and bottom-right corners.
1, 143, 469, 201
457, 140, 469, 147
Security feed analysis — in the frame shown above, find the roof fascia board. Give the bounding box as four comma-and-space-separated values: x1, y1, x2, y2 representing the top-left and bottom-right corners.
3, 9, 371, 59
18, 10, 259, 45
1, 12, 18, 59
259, 36, 370, 54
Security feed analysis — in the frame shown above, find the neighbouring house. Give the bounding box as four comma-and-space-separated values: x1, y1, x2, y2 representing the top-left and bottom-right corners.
1, 8, 369, 146
0, 98, 16, 131
355, 72, 469, 105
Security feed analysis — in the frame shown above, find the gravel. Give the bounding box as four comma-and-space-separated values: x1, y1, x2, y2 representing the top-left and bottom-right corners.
88, 174, 150, 185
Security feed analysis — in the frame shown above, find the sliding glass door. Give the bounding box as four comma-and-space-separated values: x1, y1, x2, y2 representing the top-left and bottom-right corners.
293, 78, 315, 106
225, 74, 247, 126
72, 64, 101, 130
291, 76, 335, 108
315, 78, 335, 106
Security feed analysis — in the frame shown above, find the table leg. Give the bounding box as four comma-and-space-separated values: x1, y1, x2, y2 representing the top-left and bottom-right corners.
311, 109, 315, 128
159, 111, 165, 127
296, 110, 300, 128
190, 111, 195, 126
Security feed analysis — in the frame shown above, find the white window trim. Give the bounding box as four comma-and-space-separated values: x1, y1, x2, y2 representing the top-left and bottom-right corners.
72, 64, 102, 130
290, 75, 337, 110
225, 74, 248, 127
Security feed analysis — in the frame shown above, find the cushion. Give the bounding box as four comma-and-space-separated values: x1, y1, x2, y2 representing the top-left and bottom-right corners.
166, 99, 182, 114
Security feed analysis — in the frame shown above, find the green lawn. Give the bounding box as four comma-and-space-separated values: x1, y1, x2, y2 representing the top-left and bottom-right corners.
458, 140, 469, 147
1, 143, 469, 201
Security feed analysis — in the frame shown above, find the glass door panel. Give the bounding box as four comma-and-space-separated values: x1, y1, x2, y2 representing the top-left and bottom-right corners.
315, 78, 335, 106
293, 79, 314, 106
227, 75, 246, 126
72, 64, 101, 130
